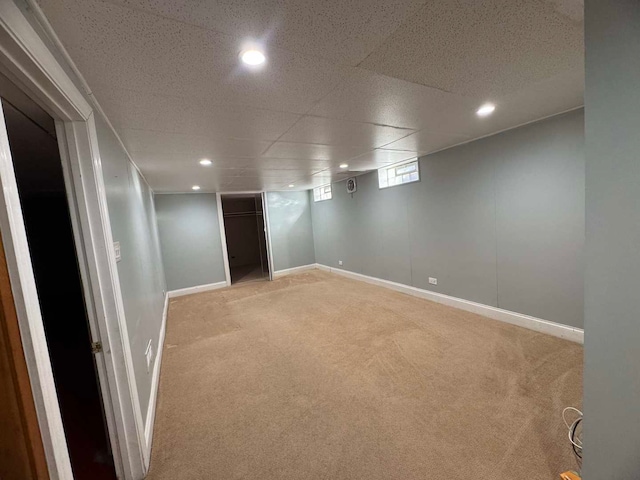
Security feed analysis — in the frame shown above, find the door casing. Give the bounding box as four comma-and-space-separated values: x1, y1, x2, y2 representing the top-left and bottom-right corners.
0, 2, 149, 478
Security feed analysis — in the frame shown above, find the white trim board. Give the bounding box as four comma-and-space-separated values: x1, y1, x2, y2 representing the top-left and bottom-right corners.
143, 293, 169, 464
262, 192, 276, 281
215, 192, 232, 287
273, 264, 318, 278
168, 281, 227, 298
0, 3, 148, 478
316, 264, 584, 344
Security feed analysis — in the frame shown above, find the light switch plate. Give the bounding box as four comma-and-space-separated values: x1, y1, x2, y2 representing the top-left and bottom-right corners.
114, 241, 121, 262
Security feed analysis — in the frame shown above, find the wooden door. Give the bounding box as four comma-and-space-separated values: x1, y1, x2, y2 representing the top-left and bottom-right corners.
0, 231, 49, 479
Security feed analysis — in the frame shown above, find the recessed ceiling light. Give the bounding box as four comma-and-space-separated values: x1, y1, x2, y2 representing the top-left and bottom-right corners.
339, 163, 349, 169
240, 49, 266, 66
288, 184, 294, 188
192, 185, 201, 191
199, 159, 212, 166
476, 103, 496, 117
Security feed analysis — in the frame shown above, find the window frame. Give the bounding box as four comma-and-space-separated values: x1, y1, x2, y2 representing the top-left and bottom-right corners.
313, 184, 333, 202
378, 159, 420, 189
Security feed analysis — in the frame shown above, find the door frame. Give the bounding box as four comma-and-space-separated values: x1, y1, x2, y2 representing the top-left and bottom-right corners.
0, 2, 146, 479
216, 191, 275, 285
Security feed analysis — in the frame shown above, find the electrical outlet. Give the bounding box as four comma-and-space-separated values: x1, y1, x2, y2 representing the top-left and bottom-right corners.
145, 340, 154, 373
429, 277, 438, 285
338, 260, 343, 266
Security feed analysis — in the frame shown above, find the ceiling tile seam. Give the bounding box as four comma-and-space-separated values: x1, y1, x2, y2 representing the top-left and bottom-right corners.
291, 114, 417, 134
301, 113, 417, 131
121, 129, 430, 150
97, 0, 368, 69
91, 81, 468, 138
259, 60, 418, 164
375, 129, 472, 151
256, 69, 364, 159
341, 0, 431, 68
118, 127, 294, 143
350, 2, 458, 96
375, 129, 424, 150
287, 168, 333, 188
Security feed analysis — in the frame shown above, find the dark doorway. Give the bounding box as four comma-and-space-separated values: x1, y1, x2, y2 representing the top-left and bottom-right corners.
0, 79, 117, 479
221, 194, 270, 284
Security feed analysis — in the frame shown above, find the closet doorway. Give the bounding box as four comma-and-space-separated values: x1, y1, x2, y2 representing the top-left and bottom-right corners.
221, 194, 271, 285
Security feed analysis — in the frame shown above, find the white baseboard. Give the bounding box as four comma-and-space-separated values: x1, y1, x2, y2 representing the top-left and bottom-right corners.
317, 264, 584, 344
167, 280, 227, 298
273, 264, 318, 278
143, 293, 169, 467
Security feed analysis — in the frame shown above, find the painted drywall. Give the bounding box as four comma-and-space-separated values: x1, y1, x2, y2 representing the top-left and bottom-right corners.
96, 114, 166, 423
267, 191, 316, 271
154, 194, 227, 291
311, 109, 584, 328
583, 1, 640, 478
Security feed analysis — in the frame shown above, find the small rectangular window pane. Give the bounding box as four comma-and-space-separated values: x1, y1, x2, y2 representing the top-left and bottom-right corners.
378, 159, 420, 189
313, 184, 332, 201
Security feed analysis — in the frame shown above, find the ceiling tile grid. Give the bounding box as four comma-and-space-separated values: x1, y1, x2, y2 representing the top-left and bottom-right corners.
37, 0, 585, 193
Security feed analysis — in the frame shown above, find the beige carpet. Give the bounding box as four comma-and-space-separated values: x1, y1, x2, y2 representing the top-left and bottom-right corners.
146, 270, 583, 480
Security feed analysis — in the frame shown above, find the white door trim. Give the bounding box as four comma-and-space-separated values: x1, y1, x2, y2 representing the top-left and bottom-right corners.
0, 2, 146, 479
262, 192, 275, 281
216, 192, 232, 287
0, 99, 73, 480
216, 190, 275, 284
55, 119, 126, 479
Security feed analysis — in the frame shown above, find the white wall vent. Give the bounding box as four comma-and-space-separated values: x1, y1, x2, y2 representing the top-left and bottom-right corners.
346, 177, 357, 194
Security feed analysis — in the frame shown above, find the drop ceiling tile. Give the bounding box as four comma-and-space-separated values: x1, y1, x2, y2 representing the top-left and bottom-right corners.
439, 69, 585, 142
98, 90, 303, 140
223, 178, 285, 192
381, 130, 470, 154
38, 0, 585, 193
120, 130, 271, 157
38, 0, 354, 113
132, 153, 257, 170
280, 116, 414, 148
257, 158, 333, 170
262, 142, 369, 162
239, 168, 322, 178
144, 171, 232, 193
348, 149, 422, 166
359, 0, 583, 97
309, 170, 353, 185
105, 0, 429, 65
309, 69, 475, 132
92, 86, 164, 130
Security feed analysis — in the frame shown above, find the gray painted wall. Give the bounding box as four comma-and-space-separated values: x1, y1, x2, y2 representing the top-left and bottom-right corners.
154, 191, 316, 290
583, 1, 640, 478
154, 194, 227, 291
266, 191, 316, 271
96, 114, 166, 423
311, 109, 584, 329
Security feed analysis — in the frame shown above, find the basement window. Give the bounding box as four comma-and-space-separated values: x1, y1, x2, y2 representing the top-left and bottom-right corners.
378, 159, 420, 189
313, 184, 332, 202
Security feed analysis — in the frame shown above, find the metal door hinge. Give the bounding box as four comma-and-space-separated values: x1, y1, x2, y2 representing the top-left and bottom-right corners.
91, 341, 103, 354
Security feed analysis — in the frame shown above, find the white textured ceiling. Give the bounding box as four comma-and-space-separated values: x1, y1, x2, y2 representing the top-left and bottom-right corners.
37, 0, 584, 193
